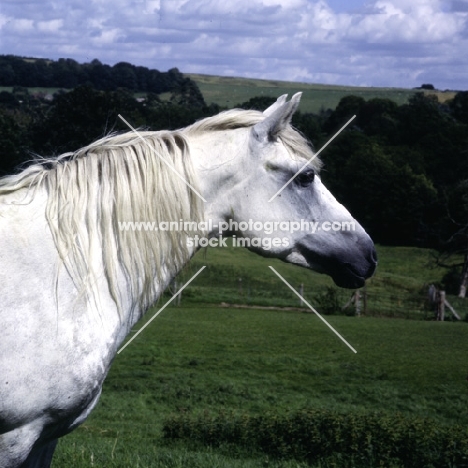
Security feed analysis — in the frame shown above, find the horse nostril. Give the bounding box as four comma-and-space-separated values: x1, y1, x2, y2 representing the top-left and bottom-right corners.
366, 247, 378, 278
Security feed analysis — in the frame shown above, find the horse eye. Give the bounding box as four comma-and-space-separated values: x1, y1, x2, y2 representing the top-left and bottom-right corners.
295, 169, 315, 187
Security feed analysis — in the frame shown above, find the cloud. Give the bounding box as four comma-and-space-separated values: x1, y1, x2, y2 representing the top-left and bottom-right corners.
0, 0, 466, 90
347, 0, 466, 43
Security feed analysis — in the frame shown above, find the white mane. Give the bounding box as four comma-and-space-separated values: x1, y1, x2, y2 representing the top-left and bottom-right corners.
0, 130, 203, 316
0, 108, 320, 316
186, 108, 322, 170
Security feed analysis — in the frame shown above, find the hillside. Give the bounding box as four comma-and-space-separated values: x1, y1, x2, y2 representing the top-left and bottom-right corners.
187, 73, 456, 113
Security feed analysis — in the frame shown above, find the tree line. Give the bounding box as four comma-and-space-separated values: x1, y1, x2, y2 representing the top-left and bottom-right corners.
0, 74, 467, 292
0, 55, 199, 94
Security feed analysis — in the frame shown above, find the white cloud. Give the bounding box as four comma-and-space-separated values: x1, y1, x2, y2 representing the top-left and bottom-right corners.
36, 19, 63, 33
348, 0, 466, 43
0, 0, 466, 90
7, 18, 35, 33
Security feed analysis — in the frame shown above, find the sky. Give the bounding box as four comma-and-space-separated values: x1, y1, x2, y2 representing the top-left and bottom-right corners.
0, 0, 467, 90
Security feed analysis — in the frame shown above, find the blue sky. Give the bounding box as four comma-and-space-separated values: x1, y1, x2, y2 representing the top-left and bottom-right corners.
0, 0, 467, 90
326, 0, 369, 12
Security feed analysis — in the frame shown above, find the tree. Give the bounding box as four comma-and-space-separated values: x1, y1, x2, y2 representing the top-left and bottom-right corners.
237, 96, 276, 111
0, 91, 19, 109
0, 60, 15, 86
86, 59, 116, 90
50, 58, 86, 88
358, 98, 399, 141
322, 95, 365, 134
112, 62, 138, 90
396, 92, 443, 144
449, 91, 468, 125
0, 111, 26, 175
435, 180, 468, 297
30, 86, 144, 155
169, 78, 206, 108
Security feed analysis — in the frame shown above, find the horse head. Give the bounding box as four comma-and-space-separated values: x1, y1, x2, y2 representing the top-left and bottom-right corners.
193, 93, 377, 288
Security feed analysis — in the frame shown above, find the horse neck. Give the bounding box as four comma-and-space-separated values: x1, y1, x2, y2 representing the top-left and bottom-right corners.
188, 128, 249, 229
117, 265, 177, 341
113, 127, 248, 340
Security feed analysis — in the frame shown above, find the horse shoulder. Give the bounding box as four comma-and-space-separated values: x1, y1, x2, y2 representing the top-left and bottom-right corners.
0, 189, 117, 453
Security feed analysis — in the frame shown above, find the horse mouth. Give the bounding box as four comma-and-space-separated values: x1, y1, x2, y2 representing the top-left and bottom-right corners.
291, 246, 377, 289
328, 264, 367, 289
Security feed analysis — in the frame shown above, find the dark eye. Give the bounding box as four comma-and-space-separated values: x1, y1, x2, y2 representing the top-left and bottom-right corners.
295, 169, 315, 187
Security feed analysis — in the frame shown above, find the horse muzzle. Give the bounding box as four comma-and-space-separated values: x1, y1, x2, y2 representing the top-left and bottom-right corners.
295, 239, 377, 289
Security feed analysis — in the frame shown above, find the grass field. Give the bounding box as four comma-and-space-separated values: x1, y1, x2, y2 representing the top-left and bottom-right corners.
186, 74, 456, 113
51, 246, 468, 467
52, 307, 468, 467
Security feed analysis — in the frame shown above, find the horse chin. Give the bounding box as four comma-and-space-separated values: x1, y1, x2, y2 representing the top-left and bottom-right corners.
285, 250, 373, 290
328, 268, 367, 289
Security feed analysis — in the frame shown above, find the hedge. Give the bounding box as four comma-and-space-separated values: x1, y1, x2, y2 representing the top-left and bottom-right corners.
163, 409, 468, 467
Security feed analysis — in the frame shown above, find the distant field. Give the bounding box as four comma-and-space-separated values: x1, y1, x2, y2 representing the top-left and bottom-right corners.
186, 74, 455, 113
0, 86, 62, 94
2, 76, 456, 114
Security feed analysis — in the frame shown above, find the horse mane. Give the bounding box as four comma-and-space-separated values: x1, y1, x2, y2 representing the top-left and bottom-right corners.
0, 130, 204, 318
0, 107, 320, 318
186, 108, 322, 170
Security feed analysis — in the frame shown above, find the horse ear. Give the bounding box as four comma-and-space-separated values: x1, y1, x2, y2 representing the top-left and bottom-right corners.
252, 92, 302, 142
263, 94, 288, 117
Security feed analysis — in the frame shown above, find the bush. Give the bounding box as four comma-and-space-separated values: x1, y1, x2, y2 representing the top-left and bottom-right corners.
163, 409, 468, 467
314, 286, 341, 315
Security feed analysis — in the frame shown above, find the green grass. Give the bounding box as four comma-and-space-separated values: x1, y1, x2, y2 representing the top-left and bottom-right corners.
52, 284, 468, 465
186, 74, 420, 113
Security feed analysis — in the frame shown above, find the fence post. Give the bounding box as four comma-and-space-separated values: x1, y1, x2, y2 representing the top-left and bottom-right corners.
438, 291, 445, 321
362, 285, 367, 316
459, 253, 468, 298
355, 290, 361, 317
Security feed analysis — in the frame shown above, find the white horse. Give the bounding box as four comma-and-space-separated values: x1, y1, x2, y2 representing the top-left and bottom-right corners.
0, 93, 376, 467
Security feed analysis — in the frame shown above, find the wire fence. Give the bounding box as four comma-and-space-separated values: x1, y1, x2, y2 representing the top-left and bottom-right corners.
166, 265, 468, 322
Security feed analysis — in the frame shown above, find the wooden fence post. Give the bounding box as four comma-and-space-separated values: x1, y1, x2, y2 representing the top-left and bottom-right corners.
459, 254, 468, 298
355, 290, 361, 317
362, 285, 367, 315
438, 291, 445, 321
